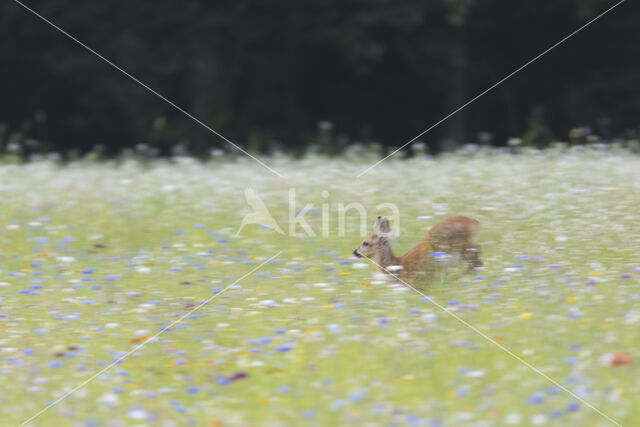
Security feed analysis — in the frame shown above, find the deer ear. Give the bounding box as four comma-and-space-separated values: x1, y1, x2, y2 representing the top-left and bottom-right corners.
374, 216, 383, 234
379, 218, 391, 234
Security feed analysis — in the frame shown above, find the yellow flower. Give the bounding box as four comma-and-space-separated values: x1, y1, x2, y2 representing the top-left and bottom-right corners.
519, 312, 533, 320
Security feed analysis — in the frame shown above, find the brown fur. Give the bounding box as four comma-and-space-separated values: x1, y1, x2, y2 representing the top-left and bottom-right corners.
353, 216, 482, 283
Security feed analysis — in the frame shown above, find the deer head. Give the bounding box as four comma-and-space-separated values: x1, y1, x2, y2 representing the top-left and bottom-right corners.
352, 216, 395, 267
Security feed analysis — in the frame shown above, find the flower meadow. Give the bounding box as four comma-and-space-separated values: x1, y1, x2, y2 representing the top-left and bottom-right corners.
0, 149, 639, 426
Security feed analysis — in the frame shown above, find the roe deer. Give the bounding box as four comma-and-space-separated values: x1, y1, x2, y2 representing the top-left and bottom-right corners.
353, 216, 481, 282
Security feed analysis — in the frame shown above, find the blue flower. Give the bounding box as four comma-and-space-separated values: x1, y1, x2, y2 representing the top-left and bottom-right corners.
429, 252, 447, 258
526, 393, 546, 405
456, 389, 469, 397
549, 410, 563, 419
348, 389, 368, 402
547, 386, 561, 395
406, 414, 422, 426
302, 410, 316, 419
330, 400, 346, 409
566, 402, 580, 412
257, 337, 273, 345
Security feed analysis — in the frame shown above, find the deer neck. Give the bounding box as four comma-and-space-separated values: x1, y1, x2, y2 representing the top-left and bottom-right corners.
375, 244, 401, 272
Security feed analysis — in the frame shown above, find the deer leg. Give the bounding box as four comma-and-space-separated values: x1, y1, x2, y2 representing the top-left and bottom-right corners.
462, 244, 482, 271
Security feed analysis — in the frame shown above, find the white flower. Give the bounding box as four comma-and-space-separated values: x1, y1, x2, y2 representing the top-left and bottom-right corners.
422, 313, 438, 323
505, 413, 522, 424
99, 393, 119, 407
531, 414, 547, 425
128, 408, 147, 420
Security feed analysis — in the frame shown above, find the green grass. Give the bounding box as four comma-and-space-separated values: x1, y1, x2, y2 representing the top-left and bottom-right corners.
0, 150, 638, 426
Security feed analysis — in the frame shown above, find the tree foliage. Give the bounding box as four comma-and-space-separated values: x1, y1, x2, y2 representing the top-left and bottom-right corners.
2, 0, 638, 156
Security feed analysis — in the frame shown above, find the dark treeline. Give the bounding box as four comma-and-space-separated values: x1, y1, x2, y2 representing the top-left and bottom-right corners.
2, 0, 639, 157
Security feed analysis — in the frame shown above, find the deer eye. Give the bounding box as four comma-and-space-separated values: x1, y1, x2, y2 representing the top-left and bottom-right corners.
362, 242, 369, 247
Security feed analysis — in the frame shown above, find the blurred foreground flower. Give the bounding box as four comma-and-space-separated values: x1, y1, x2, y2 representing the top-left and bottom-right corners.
610, 352, 633, 367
